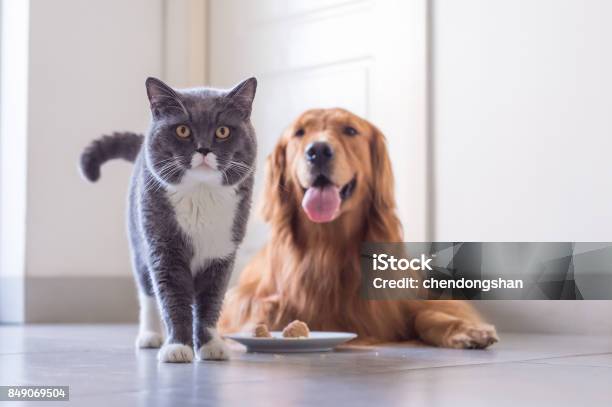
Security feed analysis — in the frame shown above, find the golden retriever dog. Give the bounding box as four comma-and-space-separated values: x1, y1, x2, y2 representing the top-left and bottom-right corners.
220, 108, 498, 348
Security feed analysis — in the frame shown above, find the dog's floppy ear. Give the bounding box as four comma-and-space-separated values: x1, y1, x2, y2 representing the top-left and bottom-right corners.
262, 136, 289, 224
367, 124, 403, 240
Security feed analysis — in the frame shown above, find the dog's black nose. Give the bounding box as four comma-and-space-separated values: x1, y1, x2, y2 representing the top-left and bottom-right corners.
305, 142, 333, 167
196, 147, 211, 156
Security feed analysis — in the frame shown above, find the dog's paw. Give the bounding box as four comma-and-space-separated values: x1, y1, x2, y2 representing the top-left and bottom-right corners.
447, 323, 499, 349
136, 331, 163, 349
197, 336, 230, 361
158, 343, 194, 363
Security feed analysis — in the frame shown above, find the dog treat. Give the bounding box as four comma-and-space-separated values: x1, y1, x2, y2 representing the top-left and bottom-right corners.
252, 323, 272, 338
282, 320, 310, 338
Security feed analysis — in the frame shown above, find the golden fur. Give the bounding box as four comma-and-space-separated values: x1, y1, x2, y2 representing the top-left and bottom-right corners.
220, 108, 498, 348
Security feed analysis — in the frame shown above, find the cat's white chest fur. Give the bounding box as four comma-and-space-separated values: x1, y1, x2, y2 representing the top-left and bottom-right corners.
167, 184, 238, 275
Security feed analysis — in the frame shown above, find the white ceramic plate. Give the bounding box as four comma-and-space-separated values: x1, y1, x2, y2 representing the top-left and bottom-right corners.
225, 331, 357, 353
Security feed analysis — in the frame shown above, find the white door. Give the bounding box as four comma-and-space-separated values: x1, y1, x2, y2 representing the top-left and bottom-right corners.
208, 0, 428, 271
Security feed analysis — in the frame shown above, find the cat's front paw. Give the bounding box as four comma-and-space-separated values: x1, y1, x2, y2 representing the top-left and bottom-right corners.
136, 331, 163, 349
197, 336, 230, 361
158, 343, 194, 363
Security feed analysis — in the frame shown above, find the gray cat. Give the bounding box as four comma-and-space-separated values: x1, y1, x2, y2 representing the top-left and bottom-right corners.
80, 77, 257, 363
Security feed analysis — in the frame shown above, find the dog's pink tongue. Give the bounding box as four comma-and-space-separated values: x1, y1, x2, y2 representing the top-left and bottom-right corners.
302, 185, 341, 223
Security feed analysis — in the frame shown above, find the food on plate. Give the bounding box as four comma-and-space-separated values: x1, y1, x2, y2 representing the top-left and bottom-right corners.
282, 320, 310, 338
252, 323, 272, 338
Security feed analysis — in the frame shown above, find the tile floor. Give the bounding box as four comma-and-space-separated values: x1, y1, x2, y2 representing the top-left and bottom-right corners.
0, 325, 611, 406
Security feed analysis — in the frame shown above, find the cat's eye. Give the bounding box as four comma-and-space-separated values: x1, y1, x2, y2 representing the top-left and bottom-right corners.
175, 125, 191, 139
343, 126, 358, 136
215, 126, 231, 139
294, 128, 305, 137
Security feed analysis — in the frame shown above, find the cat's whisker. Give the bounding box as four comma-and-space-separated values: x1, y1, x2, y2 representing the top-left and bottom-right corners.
217, 159, 254, 175
217, 157, 252, 170
150, 171, 176, 194
149, 156, 185, 180
220, 170, 230, 185
154, 156, 179, 166
229, 162, 253, 173
142, 173, 166, 194
224, 164, 253, 184
143, 159, 184, 193
156, 164, 182, 183
142, 176, 157, 192
160, 160, 185, 178
229, 164, 248, 173
152, 162, 180, 181
151, 165, 176, 180
154, 165, 185, 193
224, 166, 246, 178
143, 164, 171, 189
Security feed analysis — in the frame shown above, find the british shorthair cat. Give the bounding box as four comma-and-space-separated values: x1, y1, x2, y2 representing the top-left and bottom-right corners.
80, 77, 257, 362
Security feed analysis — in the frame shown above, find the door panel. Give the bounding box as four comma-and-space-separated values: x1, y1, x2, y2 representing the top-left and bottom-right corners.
209, 0, 427, 273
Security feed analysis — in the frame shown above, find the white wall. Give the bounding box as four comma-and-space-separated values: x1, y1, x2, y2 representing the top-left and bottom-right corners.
163, 0, 207, 88
432, 0, 612, 241
25, 0, 164, 279
433, 0, 612, 333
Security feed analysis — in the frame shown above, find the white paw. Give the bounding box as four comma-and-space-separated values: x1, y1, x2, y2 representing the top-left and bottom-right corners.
197, 336, 230, 361
136, 331, 163, 349
158, 343, 194, 363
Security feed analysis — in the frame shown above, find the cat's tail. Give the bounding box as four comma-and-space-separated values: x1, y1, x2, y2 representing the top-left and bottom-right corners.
79, 132, 143, 182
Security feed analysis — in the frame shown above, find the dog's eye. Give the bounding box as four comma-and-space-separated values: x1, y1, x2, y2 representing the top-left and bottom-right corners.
294, 128, 305, 137
343, 126, 358, 136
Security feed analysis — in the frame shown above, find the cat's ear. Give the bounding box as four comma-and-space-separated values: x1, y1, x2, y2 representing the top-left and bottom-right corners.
145, 77, 187, 119
226, 77, 257, 117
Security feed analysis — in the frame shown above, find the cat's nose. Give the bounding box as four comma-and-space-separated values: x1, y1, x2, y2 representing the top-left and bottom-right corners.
196, 147, 211, 156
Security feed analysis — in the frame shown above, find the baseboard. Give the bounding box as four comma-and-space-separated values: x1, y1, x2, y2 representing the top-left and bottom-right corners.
0, 277, 25, 323
475, 300, 612, 335
25, 276, 138, 323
